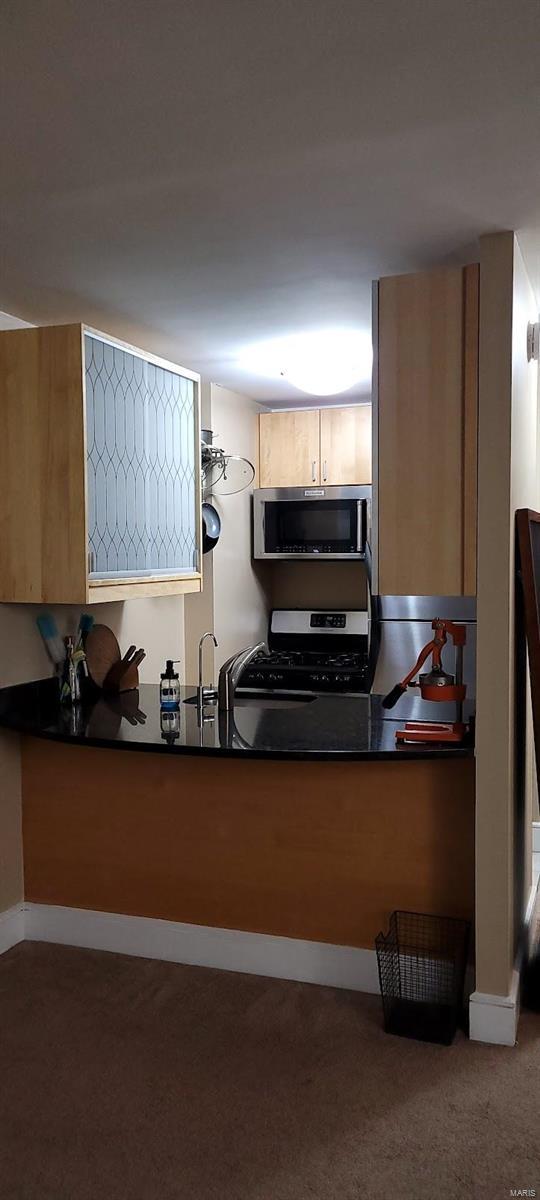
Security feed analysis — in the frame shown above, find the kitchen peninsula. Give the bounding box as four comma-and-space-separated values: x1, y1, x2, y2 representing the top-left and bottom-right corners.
0, 680, 474, 961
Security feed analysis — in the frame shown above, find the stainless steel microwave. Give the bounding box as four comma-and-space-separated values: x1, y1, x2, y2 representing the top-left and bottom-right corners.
253, 486, 371, 560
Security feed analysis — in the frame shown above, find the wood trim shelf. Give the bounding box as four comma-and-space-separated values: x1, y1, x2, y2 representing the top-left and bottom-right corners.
88, 576, 202, 603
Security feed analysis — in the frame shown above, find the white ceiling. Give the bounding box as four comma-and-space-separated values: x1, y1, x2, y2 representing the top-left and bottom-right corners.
1, 0, 539, 405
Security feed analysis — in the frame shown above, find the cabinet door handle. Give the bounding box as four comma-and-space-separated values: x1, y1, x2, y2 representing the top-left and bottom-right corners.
311, 460, 316, 482
323, 460, 327, 482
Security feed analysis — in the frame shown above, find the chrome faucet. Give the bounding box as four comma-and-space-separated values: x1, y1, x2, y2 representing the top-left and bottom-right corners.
198, 631, 218, 705
218, 641, 268, 711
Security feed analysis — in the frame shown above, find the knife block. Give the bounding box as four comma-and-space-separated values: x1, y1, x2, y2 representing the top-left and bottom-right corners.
103, 657, 141, 694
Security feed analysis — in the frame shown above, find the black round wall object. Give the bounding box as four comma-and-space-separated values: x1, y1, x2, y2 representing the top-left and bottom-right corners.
202, 502, 221, 554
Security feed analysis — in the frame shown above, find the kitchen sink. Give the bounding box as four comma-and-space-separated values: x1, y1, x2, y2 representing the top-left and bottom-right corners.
235, 692, 316, 709
183, 691, 315, 710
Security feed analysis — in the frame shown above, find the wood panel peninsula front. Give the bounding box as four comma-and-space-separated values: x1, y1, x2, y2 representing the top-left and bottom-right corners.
0, 681, 475, 954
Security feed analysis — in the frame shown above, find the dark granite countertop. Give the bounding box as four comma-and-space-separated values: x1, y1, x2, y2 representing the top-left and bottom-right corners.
0, 678, 474, 761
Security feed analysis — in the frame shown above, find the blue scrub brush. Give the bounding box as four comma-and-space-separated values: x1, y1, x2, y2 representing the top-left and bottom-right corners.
75, 612, 94, 648
74, 612, 94, 677
36, 613, 65, 669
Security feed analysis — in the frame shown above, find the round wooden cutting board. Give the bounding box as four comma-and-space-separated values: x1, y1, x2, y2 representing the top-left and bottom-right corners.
84, 624, 121, 688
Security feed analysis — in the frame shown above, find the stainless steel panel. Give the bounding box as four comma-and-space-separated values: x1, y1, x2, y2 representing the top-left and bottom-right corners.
254, 486, 372, 502
373, 595, 477, 621
254, 551, 367, 561
271, 610, 368, 636
253, 492, 265, 558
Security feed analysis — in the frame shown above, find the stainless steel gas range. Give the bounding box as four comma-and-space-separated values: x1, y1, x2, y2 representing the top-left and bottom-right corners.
237, 609, 371, 695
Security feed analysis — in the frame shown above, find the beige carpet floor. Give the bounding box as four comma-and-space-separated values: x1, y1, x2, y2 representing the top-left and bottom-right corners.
0, 942, 539, 1200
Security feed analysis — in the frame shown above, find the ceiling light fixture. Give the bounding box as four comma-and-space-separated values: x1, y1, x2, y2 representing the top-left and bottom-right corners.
239, 329, 372, 396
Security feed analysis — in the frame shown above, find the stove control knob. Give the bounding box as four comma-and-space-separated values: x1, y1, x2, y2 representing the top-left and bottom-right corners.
320, 674, 329, 683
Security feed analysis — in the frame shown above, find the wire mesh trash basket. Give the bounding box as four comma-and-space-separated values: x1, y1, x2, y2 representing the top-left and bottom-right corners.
375, 910, 470, 1045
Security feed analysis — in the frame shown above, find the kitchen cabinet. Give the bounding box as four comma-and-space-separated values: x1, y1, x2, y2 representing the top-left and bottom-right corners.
0, 324, 202, 603
374, 264, 479, 596
320, 405, 371, 485
259, 404, 372, 487
259, 409, 320, 487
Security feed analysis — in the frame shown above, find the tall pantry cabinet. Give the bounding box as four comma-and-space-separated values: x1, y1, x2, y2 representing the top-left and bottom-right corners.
373, 265, 479, 596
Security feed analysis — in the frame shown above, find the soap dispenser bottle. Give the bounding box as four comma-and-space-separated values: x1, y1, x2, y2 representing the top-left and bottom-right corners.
160, 660, 181, 711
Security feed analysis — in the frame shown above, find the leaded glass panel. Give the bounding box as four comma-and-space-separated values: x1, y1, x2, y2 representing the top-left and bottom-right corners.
85, 335, 197, 578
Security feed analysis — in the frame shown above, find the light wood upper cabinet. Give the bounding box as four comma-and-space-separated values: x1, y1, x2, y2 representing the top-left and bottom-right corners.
259, 409, 320, 487
259, 405, 371, 487
375, 264, 479, 596
0, 324, 202, 604
320, 406, 372, 485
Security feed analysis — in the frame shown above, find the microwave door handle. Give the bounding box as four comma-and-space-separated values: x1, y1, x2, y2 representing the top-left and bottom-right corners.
256, 498, 266, 556
356, 500, 363, 552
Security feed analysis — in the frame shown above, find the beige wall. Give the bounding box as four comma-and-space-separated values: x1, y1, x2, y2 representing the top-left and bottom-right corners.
184, 384, 215, 684
184, 384, 269, 680
210, 385, 269, 668
268, 562, 368, 610
0, 598, 185, 692
475, 232, 539, 997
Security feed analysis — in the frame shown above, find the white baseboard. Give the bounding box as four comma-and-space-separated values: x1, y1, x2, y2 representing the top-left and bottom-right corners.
10, 902, 534, 1047
0, 903, 25, 955
469, 873, 540, 1048
469, 969, 520, 1046
23, 903, 380, 994
533, 822, 540, 853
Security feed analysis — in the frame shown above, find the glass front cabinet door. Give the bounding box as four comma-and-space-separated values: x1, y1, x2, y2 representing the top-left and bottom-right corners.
0, 323, 202, 604
85, 333, 199, 588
